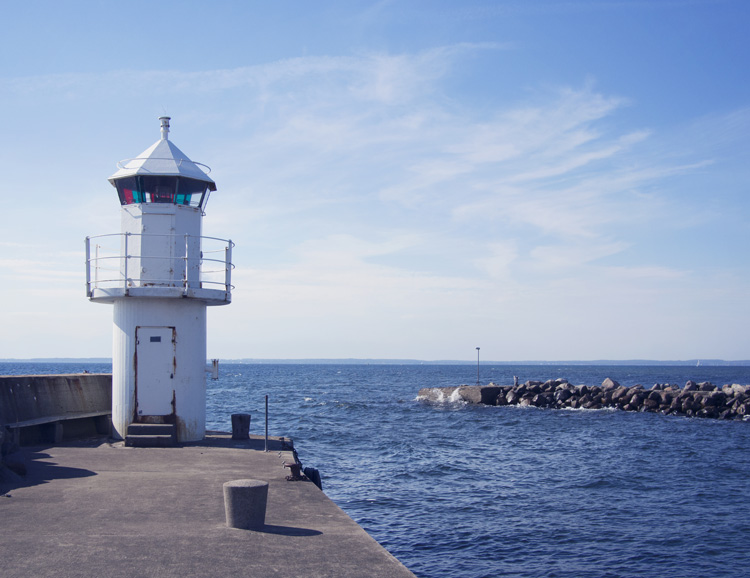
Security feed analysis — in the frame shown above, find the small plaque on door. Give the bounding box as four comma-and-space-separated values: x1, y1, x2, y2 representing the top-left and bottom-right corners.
150, 336, 162, 342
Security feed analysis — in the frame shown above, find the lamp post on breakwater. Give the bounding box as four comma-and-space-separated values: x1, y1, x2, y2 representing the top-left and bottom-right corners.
476, 347, 480, 386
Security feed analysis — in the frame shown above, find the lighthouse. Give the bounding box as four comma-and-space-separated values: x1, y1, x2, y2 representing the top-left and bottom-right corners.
86, 117, 233, 443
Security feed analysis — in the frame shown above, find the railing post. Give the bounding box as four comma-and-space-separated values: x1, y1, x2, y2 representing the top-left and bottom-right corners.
124, 232, 130, 293
184, 233, 189, 295
225, 240, 233, 292
95, 244, 100, 289
85, 237, 91, 297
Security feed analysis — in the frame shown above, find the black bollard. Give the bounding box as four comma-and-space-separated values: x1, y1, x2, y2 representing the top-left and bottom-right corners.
231, 413, 251, 440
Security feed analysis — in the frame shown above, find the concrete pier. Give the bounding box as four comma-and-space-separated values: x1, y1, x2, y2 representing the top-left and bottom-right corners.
0, 434, 415, 578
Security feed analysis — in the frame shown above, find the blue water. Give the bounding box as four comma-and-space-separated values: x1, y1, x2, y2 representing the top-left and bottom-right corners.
4, 362, 750, 578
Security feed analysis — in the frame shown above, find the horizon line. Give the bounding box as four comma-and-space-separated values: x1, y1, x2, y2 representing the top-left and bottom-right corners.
2, 357, 749, 366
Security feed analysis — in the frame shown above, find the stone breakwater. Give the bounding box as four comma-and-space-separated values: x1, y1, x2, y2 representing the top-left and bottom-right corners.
418, 378, 750, 420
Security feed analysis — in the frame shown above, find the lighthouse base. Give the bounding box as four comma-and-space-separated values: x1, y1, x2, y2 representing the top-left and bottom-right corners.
112, 297, 207, 442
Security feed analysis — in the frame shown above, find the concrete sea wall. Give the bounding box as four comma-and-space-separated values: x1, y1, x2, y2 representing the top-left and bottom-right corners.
0, 374, 112, 448
418, 378, 750, 420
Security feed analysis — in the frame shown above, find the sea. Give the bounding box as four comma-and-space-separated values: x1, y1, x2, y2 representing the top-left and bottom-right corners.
3, 362, 750, 578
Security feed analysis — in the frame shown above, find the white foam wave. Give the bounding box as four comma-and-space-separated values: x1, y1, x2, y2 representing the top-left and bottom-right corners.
414, 388, 466, 405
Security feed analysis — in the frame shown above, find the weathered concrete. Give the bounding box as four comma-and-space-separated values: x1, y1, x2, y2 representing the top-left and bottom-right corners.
0, 374, 111, 429
223, 478, 269, 529
0, 434, 416, 578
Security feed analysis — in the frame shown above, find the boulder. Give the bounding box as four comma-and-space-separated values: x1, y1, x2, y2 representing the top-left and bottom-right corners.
703, 391, 727, 408
724, 384, 747, 396
697, 407, 719, 419
601, 378, 620, 389
684, 381, 698, 391
642, 398, 659, 411
611, 386, 630, 402
532, 393, 554, 408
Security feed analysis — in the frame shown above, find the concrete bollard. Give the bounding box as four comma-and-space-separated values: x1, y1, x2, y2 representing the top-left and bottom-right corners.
223, 479, 268, 530
231, 413, 251, 440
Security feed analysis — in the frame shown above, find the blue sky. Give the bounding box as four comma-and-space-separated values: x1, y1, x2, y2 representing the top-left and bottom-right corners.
1, 0, 748, 361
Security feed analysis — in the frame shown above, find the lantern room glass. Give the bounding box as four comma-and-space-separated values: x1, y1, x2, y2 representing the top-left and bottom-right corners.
114, 176, 209, 209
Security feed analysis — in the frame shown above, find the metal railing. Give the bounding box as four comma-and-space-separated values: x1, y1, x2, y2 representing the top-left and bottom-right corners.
85, 232, 234, 297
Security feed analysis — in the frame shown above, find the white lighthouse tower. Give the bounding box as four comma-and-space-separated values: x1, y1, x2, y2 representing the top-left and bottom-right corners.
86, 117, 233, 443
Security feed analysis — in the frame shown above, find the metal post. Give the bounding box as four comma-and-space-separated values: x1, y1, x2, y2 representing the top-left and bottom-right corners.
476, 347, 480, 386
123, 232, 130, 292
225, 241, 233, 292
184, 233, 189, 295
264, 394, 269, 452
85, 237, 91, 296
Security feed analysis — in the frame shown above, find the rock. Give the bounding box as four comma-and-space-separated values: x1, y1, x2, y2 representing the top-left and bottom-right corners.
659, 391, 674, 405
532, 393, 553, 408
697, 407, 719, 419
725, 384, 747, 396
601, 378, 620, 389
418, 377, 749, 420
681, 398, 697, 413
703, 391, 727, 407
643, 398, 659, 411
611, 386, 629, 402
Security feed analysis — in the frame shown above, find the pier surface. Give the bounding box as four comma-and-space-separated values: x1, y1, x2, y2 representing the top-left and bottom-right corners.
0, 434, 415, 578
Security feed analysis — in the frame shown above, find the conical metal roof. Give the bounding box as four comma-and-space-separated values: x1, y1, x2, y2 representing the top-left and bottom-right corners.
108, 117, 216, 191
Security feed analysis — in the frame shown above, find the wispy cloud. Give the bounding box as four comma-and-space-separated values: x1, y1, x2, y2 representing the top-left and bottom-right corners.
3, 40, 746, 359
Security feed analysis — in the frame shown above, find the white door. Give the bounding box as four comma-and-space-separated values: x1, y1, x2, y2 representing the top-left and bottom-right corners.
135, 326, 176, 417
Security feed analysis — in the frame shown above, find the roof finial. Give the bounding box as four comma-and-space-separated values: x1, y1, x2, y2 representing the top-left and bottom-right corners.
159, 116, 171, 140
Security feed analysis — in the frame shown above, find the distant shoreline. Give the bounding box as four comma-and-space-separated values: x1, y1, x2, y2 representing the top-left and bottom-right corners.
2, 358, 749, 366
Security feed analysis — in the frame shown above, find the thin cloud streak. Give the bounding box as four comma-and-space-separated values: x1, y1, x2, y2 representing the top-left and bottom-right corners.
1, 39, 747, 359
